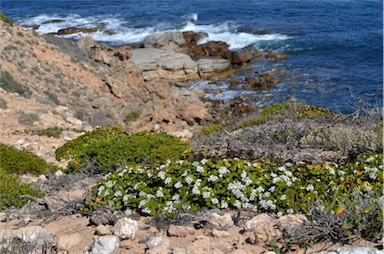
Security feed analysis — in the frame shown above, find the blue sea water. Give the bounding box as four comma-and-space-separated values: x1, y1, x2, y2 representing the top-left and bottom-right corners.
2, 0, 383, 113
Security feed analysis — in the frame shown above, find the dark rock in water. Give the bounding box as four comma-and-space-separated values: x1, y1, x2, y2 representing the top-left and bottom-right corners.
243, 73, 279, 90
188, 41, 231, 59
230, 48, 254, 64
229, 79, 241, 88
56, 26, 100, 35
182, 31, 208, 46
265, 52, 288, 60
41, 19, 65, 24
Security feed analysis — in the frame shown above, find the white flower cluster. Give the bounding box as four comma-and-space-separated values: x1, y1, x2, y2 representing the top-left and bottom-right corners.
364, 166, 379, 180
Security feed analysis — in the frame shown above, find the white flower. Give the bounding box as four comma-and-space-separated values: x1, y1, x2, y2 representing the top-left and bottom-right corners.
241, 170, 247, 179
218, 166, 229, 176
338, 170, 345, 176
256, 186, 264, 193
208, 175, 218, 182
278, 166, 286, 171
185, 176, 193, 184
280, 194, 286, 200
98, 186, 105, 192
202, 191, 211, 199
104, 190, 109, 197
287, 209, 294, 214
252, 162, 259, 167
165, 177, 172, 184
115, 191, 122, 197
174, 182, 183, 189
200, 158, 208, 165
285, 162, 293, 167
138, 167, 144, 173
156, 189, 164, 198
181, 170, 188, 177
244, 178, 253, 186
172, 194, 180, 201
196, 166, 204, 173
166, 159, 171, 165
141, 208, 151, 214
277, 211, 283, 217
269, 186, 276, 193
106, 181, 114, 188
221, 200, 228, 209
365, 156, 374, 163
158, 171, 166, 180
263, 192, 271, 198
234, 200, 242, 209
192, 161, 199, 167
192, 186, 200, 195
122, 195, 129, 202
327, 166, 335, 175
138, 199, 147, 208
306, 184, 314, 192
147, 171, 152, 178
178, 160, 184, 165
211, 198, 219, 204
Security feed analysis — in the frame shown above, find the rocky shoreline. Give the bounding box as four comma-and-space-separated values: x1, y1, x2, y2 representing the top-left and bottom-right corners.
0, 16, 383, 254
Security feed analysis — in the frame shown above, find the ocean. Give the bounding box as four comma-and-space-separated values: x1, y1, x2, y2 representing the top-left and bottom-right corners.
2, 0, 383, 114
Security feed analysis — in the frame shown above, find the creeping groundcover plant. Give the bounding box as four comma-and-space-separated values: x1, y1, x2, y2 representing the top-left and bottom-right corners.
85, 154, 383, 217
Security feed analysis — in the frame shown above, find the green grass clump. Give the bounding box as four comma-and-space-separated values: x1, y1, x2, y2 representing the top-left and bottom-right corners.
201, 123, 224, 135
25, 127, 64, 138
85, 153, 383, 221
0, 143, 57, 175
0, 12, 13, 24
55, 126, 191, 173
0, 172, 43, 210
124, 109, 142, 123
0, 71, 27, 95
230, 103, 334, 131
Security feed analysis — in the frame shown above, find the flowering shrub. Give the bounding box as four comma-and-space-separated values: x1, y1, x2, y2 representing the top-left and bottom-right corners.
84, 153, 383, 217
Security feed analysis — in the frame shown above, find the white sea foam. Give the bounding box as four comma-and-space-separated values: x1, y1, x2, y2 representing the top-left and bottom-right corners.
181, 13, 198, 21
17, 14, 291, 49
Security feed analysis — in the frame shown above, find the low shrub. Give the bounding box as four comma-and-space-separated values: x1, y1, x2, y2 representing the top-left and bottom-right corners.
0, 172, 44, 210
18, 112, 40, 125
201, 123, 224, 135
55, 127, 191, 173
230, 103, 334, 131
0, 143, 57, 175
124, 109, 142, 123
25, 127, 64, 138
84, 154, 382, 220
0, 12, 13, 24
0, 71, 27, 95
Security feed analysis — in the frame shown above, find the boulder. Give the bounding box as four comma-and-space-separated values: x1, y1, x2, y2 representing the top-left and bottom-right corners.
90, 235, 120, 254
146, 236, 170, 250
189, 41, 231, 59
57, 26, 100, 36
182, 31, 208, 46
245, 213, 281, 244
197, 58, 231, 74
131, 48, 199, 82
112, 217, 138, 240
144, 31, 187, 50
209, 212, 234, 229
315, 247, 383, 254
230, 48, 254, 64
168, 225, 195, 237
1, 226, 53, 252
243, 73, 279, 90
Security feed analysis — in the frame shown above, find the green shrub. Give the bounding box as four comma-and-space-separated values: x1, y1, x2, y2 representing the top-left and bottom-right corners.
201, 123, 224, 135
25, 127, 64, 138
0, 71, 27, 95
0, 143, 57, 175
18, 112, 40, 125
124, 109, 142, 123
0, 172, 43, 210
0, 12, 13, 24
230, 103, 334, 131
55, 127, 191, 173
84, 153, 383, 219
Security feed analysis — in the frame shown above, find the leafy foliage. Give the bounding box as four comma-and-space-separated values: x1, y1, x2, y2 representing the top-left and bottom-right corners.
55, 127, 191, 173
0, 71, 28, 95
0, 12, 13, 24
0, 172, 44, 210
25, 127, 64, 138
0, 143, 57, 175
201, 123, 224, 135
84, 153, 383, 223
124, 109, 142, 123
230, 103, 334, 131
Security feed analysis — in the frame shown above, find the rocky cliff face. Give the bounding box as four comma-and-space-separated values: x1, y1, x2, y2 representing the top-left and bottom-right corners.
0, 20, 211, 162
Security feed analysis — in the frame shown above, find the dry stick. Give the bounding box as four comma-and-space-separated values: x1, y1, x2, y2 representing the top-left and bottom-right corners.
20, 195, 55, 213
